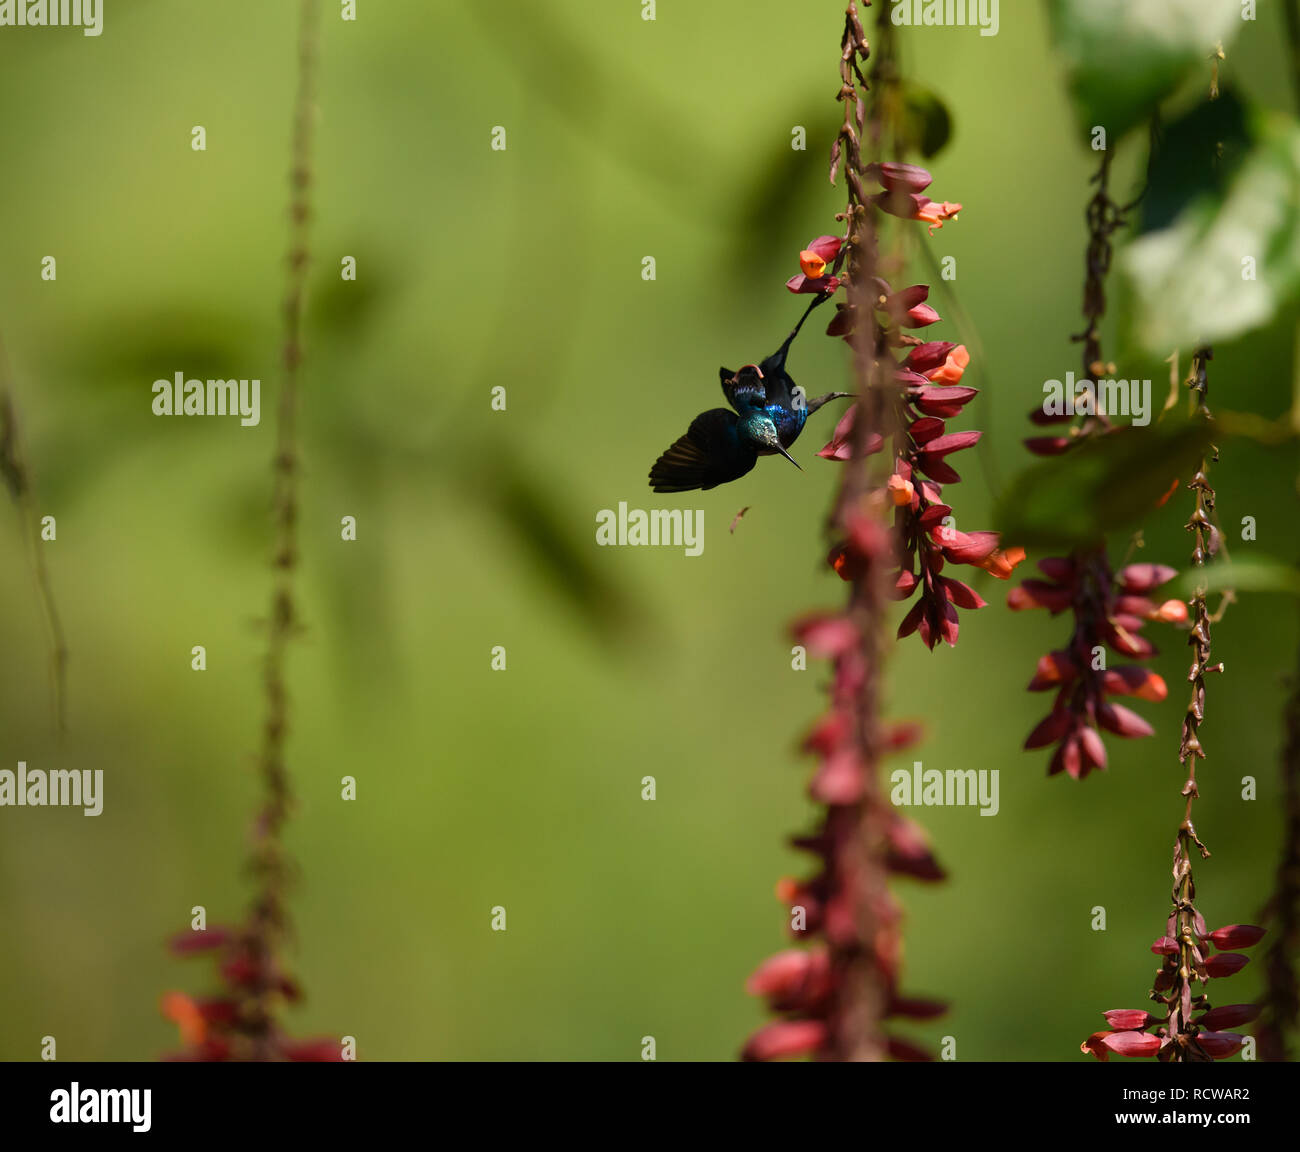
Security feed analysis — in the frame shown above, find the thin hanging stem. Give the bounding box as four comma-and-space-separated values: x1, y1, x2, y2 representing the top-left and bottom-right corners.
0, 332, 68, 734
244, 0, 321, 1060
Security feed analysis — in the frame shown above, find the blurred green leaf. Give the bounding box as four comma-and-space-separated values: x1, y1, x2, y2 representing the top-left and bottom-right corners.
1170, 554, 1300, 598
903, 84, 952, 159
1124, 108, 1300, 353
1047, 0, 1241, 141
733, 100, 836, 281
308, 252, 402, 339
479, 457, 641, 642
1139, 90, 1252, 232
64, 307, 261, 388
997, 417, 1214, 547
462, 0, 709, 209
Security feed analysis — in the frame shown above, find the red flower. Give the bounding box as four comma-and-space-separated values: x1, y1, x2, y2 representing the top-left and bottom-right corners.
750, 162, 967, 1062
1012, 552, 1180, 779
815, 404, 884, 461
162, 921, 340, 1062
799, 234, 842, 277
1081, 1031, 1115, 1060
864, 162, 962, 234
818, 345, 1022, 649
875, 280, 941, 328
787, 235, 843, 294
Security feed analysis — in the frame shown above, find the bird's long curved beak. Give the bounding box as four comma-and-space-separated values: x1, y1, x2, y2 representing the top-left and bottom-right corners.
776, 445, 803, 471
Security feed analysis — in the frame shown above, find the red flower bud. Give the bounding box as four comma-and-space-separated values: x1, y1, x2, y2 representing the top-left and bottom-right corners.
1028, 650, 1078, 690
1101, 1031, 1162, 1057
913, 385, 978, 417
1024, 436, 1074, 456
1025, 708, 1072, 750
804, 711, 851, 755
281, 1038, 346, 1061
1150, 598, 1188, 624
1197, 1004, 1259, 1030
885, 816, 946, 882
1098, 702, 1155, 739
888, 996, 948, 1020
1196, 1032, 1246, 1059
792, 614, 858, 658
1102, 666, 1167, 701
1208, 925, 1266, 950
168, 927, 233, 954
1117, 563, 1178, 592
1008, 579, 1074, 613
1205, 952, 1251, 977
931, 525, 999, 566
1103, 1009, 1158, 1030
886, 1036, 934, 1061
745, 948, 830, 1003
741, 1019, 826, 1061
940, 576, 985, 610
904, 341, 957, 374
1079, 726, 1107, 772
810, 747, 866, 805
866, 161, 933, 193
1037, 557, 1076, 582
817, 405, 884, 460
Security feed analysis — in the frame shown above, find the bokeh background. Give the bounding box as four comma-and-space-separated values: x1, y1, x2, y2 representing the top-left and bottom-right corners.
0, 1, 1296, 1061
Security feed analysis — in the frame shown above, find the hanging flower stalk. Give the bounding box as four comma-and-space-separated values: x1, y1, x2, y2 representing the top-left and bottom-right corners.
1011, 150, 1184, 779
1082, 349, 1265, 1062
1258, 623, 1300, 1061
744, 1, 1011, 1062
160, 0, 338, 1062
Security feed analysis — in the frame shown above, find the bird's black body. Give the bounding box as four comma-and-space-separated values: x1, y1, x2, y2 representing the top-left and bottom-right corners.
649, 295, 850, 493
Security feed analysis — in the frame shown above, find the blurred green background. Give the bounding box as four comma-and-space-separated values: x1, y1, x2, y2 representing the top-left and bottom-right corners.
0, 1, 1296, 1061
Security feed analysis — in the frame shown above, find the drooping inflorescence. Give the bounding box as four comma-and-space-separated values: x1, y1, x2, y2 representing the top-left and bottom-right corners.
1081, 349, 1265, 1061
1011, 149, 1185, 779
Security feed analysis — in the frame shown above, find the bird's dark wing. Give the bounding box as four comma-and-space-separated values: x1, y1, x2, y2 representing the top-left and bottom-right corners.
649, 408, 758, 492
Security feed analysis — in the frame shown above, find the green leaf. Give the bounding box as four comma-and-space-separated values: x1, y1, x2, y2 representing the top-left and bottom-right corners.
902, 85, 952, 160
996, 418, 1214, 549
1047, 0, 1241, 141
1170, 555, 1300, 598
1124, 108, 1300, 353
1138, 90, 1252, 233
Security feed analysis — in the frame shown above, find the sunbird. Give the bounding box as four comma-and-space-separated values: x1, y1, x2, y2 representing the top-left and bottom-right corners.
648, 295, 851, 493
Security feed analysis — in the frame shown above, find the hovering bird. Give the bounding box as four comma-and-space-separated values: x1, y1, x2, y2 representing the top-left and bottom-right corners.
648, 295, 851, 493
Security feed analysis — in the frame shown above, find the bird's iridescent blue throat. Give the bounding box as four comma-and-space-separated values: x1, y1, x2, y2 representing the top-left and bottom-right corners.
648, 294, 851, 493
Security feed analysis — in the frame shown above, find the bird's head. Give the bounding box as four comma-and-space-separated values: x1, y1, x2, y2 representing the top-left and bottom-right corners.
738, 410, 802, 471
